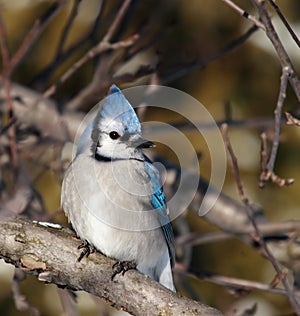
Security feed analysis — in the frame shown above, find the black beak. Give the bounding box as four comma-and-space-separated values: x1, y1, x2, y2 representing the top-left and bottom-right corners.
137, 139, 155, 148
130, 136, 155, 149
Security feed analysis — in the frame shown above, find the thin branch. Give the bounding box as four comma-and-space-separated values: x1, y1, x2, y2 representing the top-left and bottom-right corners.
9, 20, 41, 73
54, 0, 80, 59
29, 1, 108, 87
0, 14, 18, 170
10, 2, 63, 76
4, 79, 18, 169
252, 0, 300, 102
102, 0, 132, 43
220, 0, 266, 30
285, 112, 300, 126
0, 116, 16, 135
0, 2, 64, 173
0, 12, 10, 73
177, 220, 300, 247
185, 268, 300, 297
57, 288, 79, 316
43, 33, 138, 99
221, 123, 300, 315
42, 0, 136, 100
162, 25, 258, 84
268, 0, 300, 48
1, 2, 63, 77
12, 269, 40, 316
268, 68, 289, 173
259, 68, 294, 187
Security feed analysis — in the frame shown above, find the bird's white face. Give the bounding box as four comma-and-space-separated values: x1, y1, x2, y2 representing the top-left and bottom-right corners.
91, 118, 152, 160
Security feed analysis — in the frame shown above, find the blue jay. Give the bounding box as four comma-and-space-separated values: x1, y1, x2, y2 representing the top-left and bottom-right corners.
62, 85, 176, 292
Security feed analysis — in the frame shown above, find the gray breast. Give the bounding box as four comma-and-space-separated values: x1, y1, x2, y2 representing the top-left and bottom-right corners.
68, 155, 161, 232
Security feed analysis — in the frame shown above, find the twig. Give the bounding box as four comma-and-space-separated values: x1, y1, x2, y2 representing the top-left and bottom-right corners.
162, 25, 258, 84
259, 132, 269, 183
0, 117, 16, 135
1, 2, 62, 78
9, 20, 41, 73
57, 288, 79, 316
259, 67, 294, 187
177, 231, 232, 247
186, 268, 300, 297
268, 68, 289, 173
54, 0, 80, 59
259, 133, 294, 187
12, 269, 40, 316
29, 1, 107, 87
221, 0, 266, 30
43, 33, 138, 99
0, 13, 10, 73
221, 123, 300, 315
4, 79, 18, 168
0, 2, 63, 171
252, 0, 300, 102
0, 14, 18, 170
42, 0, 136, 99
285, 112, 300, 126
10, 2, 63, 77
177, 220, 300, 247
268, 0, 300, 48
102, 0, 132, 43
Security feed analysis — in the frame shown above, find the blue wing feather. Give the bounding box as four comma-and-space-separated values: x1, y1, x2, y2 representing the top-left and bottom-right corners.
144, 158, 175, 267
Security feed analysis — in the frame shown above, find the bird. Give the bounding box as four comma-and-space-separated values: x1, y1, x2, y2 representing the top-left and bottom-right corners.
61, 84, 176, 292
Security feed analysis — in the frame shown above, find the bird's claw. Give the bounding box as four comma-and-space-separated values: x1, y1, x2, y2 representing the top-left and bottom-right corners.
111, 260, 137, 280
77, 240, 95, 262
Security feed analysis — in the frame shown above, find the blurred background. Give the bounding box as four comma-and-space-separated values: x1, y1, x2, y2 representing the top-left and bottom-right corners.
0, 0, 300, 315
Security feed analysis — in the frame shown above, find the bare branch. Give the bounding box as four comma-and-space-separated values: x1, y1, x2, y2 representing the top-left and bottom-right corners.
268, 0, 300, 48
267, 68, 289, 172
285, 112, 300, 126
54, 0, 80, 59
177, 220, 300, 248
0, 218, 222, 316
252, 0, 300, 102
42, 0, 136, 101
259, 68, 294, 187
162, 25, 258, 84
185, 268, 299, 297
11, 2, 63, 73
12, 269, 40, 315
220, 0, 266, 30
0, 12, 10, 73
102, 0, 132, 43
221, 123, 300, 314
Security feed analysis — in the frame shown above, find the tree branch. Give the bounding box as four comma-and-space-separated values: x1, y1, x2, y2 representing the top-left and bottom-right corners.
0, 218, 222, 316
252, 0, 300, 102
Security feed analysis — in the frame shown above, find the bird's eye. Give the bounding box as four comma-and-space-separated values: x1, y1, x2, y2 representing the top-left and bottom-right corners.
109, 131, 120, 140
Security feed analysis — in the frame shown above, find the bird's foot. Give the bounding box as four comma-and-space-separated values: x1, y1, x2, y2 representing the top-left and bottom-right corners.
111, 260, 137, 280
77, 240, 95, 262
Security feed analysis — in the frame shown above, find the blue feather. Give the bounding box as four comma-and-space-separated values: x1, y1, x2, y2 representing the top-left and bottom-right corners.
100, 85, 141, 135
144, 160, 175, 267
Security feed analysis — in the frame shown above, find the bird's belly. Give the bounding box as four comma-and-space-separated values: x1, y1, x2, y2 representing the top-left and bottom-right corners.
62, 155, 167, 267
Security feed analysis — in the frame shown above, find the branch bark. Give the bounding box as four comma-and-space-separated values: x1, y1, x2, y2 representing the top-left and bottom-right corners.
0, 218, 222, 316
252, 0, 300, 101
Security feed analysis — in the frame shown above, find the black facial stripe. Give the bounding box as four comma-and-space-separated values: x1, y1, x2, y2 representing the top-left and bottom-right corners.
94, 152, 112, 162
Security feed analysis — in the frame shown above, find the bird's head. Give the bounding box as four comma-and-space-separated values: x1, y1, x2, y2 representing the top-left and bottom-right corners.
86, 85, 154, 160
